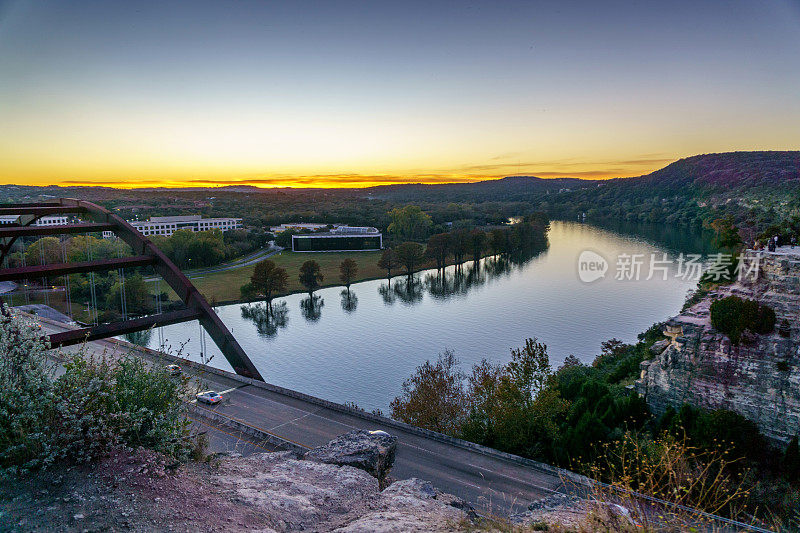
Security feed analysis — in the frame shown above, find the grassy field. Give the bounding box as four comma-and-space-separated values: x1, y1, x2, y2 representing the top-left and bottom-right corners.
14, 249, 448, 314
191, 250, 386, 304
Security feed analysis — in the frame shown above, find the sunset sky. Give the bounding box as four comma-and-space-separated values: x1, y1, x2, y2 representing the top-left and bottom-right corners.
1, 0, 799, 188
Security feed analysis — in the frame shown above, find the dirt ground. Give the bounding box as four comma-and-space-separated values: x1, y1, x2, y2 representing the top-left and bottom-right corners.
0, 447, 274, 532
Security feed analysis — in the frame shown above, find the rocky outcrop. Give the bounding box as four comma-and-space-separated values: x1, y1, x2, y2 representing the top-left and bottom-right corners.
3, 441, 474, 532
636, 249, 800, 445
304, 429, 397, 482
334, 478, 474, 532
214, 451, 473, 531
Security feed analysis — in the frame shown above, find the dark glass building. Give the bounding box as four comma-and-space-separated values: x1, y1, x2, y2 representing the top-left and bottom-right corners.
291, 227, 383, 252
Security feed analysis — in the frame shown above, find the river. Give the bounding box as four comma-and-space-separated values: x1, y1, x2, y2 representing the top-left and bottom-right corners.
139, 221, 713, 413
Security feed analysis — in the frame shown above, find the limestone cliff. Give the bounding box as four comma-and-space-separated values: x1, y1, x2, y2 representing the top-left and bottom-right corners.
636, 248, 800, 445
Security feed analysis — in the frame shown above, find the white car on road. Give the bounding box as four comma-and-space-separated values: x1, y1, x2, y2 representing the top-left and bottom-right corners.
196, 390, 223, 405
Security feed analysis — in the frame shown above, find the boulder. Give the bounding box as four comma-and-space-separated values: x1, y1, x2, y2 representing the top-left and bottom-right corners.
334, 478, 474, 532
649, 339, 670, 355
304, 430, 397, 481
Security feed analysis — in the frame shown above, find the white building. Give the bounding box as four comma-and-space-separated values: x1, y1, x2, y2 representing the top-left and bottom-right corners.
34, 216, 69, 226
270, 222, 331, 234
104, 215, 242, 238
0, 215, 69, 226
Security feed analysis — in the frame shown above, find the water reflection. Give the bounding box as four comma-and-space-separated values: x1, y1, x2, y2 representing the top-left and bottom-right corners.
379, 243, 547, 305
124, 328, 152, 346
300, 295, 324, 322
588, 220, 718, 256
389, 275, 424, 305
378, 281, 395, 305
340, 289, 358, 313
240, 301, 289, 337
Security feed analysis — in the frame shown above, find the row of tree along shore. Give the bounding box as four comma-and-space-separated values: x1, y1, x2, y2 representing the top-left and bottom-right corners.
239, 213, 550, 309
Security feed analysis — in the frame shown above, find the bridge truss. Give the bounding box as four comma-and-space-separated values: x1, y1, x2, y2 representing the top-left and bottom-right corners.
0, 198, 263, 381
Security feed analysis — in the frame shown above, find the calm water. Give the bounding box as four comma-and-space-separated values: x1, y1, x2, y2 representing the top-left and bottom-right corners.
142, 221, 708, 412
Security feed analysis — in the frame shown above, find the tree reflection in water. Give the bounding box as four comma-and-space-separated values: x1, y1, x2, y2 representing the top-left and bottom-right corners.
377, 243, 547, 306
124, 328, 153, 347
240, 301, 289, 337
378, 280, 396, 305
340, 289, 358, 313
426, 262, 487, 300
300, 295, 324, 322
391, 275, 424, 305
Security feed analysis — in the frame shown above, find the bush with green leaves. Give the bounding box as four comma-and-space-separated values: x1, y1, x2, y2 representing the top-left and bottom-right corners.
710, 296, 776, 344
0, 309, 192, 476
0, 311, 58, 473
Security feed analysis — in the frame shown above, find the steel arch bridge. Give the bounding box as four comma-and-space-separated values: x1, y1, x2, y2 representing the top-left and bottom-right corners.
0, 198, 264, 381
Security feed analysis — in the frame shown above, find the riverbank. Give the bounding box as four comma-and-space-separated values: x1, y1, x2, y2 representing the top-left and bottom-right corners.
191, 249, 386, 304
7, 248, 506, 317
186, 249, 521, 306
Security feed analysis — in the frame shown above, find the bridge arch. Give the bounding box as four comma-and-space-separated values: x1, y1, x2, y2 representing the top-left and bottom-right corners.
0, 198, 263, 381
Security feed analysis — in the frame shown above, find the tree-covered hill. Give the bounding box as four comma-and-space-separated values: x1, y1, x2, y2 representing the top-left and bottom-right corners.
365, 175, 594, 202
632, 150, 800, 189
3, 150, 798, 234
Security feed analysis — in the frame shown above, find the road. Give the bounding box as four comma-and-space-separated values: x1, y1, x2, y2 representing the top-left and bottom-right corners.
42, 321, 568, 517
144, 245, 282, 281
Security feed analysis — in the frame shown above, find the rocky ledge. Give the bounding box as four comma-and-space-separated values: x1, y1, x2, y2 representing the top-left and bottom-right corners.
304, 429, 397, 484
1, 432, 476, 532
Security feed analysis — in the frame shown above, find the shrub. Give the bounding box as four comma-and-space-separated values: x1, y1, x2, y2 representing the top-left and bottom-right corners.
0, 310, 193, 476
658, 404, 766, 467
584, 432, 752, 523
0, 311, 57, 473
710, 296, 775, 344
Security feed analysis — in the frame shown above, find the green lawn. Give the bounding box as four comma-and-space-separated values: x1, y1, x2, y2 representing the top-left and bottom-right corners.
191, 250, 386, 304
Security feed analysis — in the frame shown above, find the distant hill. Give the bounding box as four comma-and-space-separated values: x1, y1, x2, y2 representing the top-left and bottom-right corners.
364, 151, 800, 204
546, 151, 800, 228
366, 175, 595, 202
607, 150, 800, 191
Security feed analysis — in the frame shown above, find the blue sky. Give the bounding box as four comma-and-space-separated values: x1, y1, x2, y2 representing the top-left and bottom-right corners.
1, 0, 799, 187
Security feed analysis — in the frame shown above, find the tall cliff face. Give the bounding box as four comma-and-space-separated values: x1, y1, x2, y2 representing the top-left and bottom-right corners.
636, 249, 800, 445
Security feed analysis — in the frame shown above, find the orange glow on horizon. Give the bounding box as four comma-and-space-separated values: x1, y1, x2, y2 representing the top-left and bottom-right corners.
23, 171, 632, 189
2, 161, 674, 190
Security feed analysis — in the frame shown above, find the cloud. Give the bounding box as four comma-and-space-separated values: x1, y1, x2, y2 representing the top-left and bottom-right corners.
55, 154, 678, 188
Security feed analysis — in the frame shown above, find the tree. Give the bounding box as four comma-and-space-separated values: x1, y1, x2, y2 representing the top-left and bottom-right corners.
462, 338, 565, 456
450, 229, 471, 265
299, 260, 323, 295
249, 259, 289, 309
425, 233, 451, 270
377, 248, 400, 279
708, 216, 742, 251
24, 237, 63, 265
469, 229, 486, 263
506, 337, 552, 400
387, 205, 433, 241
395, 241, 425, 277
390, 349, 467, 435
339, 258, 358, 288
106, 274, 151, 316
274, 229, 297, 249
488, 229, 508, 256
